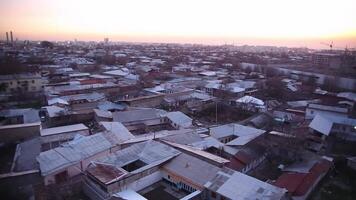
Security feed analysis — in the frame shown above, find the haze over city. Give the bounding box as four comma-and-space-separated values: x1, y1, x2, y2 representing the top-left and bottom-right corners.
1, 0, 356, 48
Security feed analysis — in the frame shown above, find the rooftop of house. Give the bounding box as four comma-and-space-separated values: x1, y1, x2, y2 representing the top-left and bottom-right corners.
162, 140, 230, 165
40, 123, 88, 137
94, 109, 113, 119
162, 153, 221, 187
59, 92, 105, 103
273, 158, 333, 197
0, 73, 42, 81
0, 108, 40, 124
42, 105, 69, 118
113, 108, 167, 123
37, 133, 113, 176
164, 111, 192, 128
97, 101, 126, 111
92, 140, 180, 179
205, 168, 287, 200
236, 95, 264, 106
210, 124, 266, 146
309, 114, 356, 136
160, 131, 203, 145
100, 121, 135, 143
307, 103, 349, 113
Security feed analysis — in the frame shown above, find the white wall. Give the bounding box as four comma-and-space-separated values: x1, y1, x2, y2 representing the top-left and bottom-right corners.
126, 171, 163, 191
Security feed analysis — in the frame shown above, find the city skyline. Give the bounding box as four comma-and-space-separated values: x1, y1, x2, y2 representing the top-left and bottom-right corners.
1, 0, 356, 49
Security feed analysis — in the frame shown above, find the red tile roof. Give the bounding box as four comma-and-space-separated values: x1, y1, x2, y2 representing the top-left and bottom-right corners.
227, 151, 254, 171
274, 159, 332, 196
274, 173, 307, 193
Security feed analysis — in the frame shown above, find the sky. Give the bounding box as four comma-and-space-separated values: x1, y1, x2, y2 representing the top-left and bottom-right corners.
1, 0, 356, 49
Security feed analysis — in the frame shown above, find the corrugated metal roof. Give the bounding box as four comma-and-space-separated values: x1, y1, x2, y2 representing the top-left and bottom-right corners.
162, 141, 230, 164
165, 111, 192, 128
96, 140, 180, 173
100, 122, 134, 143
309, 114, 356, 136
37, 133, 112, 176
61, 92, 105, 102
210, 124, 265, 146
159, 131, 202, 145
206, 169, 286, 200
113, 109, 166, 123
163, 153, 221, 187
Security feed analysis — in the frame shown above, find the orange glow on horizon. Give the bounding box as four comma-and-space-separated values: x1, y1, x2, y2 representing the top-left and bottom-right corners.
1, 0, 356, 49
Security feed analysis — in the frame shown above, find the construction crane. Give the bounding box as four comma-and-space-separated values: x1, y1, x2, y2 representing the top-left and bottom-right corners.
320, 41, 333, 52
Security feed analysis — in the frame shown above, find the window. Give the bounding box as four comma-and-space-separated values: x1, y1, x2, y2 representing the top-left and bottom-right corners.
32, 80, 35, 83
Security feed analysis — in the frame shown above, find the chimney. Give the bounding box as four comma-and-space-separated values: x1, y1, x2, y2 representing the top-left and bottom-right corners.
6, 32, 9, 43
10, 31, 13, 43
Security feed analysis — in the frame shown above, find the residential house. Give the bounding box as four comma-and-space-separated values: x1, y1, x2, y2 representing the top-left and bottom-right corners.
274, 157, 333, 200
83, 140, 180, 200
0, 108, 41, 142
305, 103, 349, 120
309, 114, 356, 141
0, 73, 43, 93
112, 108, 167, 132
164, 111, 193, 129
235, 95, 266, 112
36, 133, 116, 186
40, 123, 89, 151
204, 168, 287, 200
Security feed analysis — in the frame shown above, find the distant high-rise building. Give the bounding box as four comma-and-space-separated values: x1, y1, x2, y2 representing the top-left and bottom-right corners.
6, 32, 9, 43
104, 37, 109, 44
10, 31, 13, 43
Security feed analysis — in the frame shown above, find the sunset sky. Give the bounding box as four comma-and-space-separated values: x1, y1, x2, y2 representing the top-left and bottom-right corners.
1, 0, 356, 49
